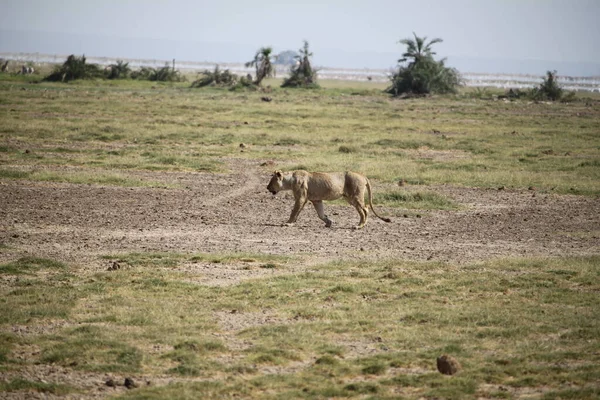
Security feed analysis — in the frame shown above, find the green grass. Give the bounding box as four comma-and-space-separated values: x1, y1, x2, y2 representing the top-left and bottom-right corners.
1, 254, 598, 398
1, 73, 599, 398
1, 77, 599, 193
375, 189, 460, 210
101, 251, 291, 267
0, 256, 66, 275
0, 167, 175, 187
0, 378, 76, 396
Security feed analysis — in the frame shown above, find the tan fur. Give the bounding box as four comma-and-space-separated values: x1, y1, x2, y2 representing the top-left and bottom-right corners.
267, 170, 391, 229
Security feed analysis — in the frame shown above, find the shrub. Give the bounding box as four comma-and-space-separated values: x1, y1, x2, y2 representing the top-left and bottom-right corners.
281, 41, 320, 89
105, 60, 131, 80
43, 54, 103, 82
531, 70, 569, 101
386, 33, 462, 96
191, 65, 239, 88
131, 64, 183, 82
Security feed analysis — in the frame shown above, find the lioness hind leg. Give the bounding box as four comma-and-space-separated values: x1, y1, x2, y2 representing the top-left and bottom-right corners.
348, 198, 368, 229
312, 200, 333, 227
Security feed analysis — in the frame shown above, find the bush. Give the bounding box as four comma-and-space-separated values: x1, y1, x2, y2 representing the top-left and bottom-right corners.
43, 55, 103, 82
191, 65, 239, 88
105, 60, 131, 80
530, 70, 572, 101
387, 58, 462, 96
502, 71, 576, 103
131, 64, 183, 82
281, 41, 320, 89
386, 33, 462, 96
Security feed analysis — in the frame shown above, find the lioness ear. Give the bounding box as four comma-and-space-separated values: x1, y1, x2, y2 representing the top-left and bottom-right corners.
275, 171, 282, 177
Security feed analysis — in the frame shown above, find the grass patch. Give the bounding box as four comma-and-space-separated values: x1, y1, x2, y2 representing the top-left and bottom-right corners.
0, 256, 66, 275
102, 251, 290, 268
0, 169, 32, 180
0, 254, 598, 398
375, 189, 459, 210
1, 78, 598, 193
0, 378, 76, 395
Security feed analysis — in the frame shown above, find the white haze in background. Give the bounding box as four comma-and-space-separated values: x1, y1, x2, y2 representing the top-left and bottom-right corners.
1, 0, 599, 79
3, 52, 597, 92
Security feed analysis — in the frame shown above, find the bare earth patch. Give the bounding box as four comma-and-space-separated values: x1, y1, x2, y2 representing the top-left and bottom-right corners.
1, 159, 598, 267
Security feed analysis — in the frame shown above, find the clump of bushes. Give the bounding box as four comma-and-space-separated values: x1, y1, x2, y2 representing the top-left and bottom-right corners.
44, 54, 103, 82
386, 33, 462, 96
131, 64, 183, 82
191, 65, 239, 88
500, 71, 576, 102
531, 70, 575, 102
105, 60, 131, 80
281, 41, 319, 89
43, 55, 184, 83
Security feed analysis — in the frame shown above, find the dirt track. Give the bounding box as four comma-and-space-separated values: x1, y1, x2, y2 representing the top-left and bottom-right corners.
1, 158, 598, 276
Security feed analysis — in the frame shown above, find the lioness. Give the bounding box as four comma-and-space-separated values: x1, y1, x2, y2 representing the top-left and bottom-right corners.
267, 170, 391, 229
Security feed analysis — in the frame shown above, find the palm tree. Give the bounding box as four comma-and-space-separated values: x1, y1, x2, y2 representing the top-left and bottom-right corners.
245, 47, 275, 86
398, 32, 443, 66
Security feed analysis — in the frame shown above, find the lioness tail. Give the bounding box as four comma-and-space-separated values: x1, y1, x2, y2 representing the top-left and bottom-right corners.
366, 180, 392, 223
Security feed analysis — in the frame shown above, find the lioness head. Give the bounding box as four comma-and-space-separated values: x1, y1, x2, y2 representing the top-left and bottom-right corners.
267, 171, 284, 195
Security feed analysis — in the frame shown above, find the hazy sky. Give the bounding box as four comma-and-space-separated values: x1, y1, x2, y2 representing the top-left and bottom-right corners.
1, 0, 599, 73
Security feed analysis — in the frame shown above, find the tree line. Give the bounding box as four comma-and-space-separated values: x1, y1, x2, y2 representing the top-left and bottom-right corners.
15, 34, 571, 100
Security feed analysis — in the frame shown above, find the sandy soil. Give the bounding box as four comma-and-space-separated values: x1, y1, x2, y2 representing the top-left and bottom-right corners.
1, 158, 598, 272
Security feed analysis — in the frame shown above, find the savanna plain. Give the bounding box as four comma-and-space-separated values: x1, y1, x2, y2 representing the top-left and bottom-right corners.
0, 72, 599, 399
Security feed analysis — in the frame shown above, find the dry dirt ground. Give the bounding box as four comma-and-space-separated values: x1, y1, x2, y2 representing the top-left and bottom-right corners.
0, 158, 599, 399
1, 159, 598, 271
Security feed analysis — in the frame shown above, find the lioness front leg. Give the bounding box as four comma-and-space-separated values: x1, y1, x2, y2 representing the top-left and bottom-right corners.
312, 200, 333, 227
286, 196, 308, 226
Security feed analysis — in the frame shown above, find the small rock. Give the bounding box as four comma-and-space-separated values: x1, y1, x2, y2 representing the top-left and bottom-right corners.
437, 355, 461, 375
261, 96, 272, 102
239, 143, 246, 148
105, 379, 117, 387
107, 261, 121, 271
398, 179, 406, 187
124, 377, 137, 389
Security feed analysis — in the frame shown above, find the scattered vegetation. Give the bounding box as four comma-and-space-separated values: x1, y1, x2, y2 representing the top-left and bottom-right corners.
43, 54, 103, 82
0, 255, 598, 398
105, 59, 131, 80
531, 70, 576, 102
281, 40, 320, 88
375, 190, 459, 210
0, 73, 598, 193
131, 63, 183, 82
191, 65, 240, 88
386, 33, 462, 96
